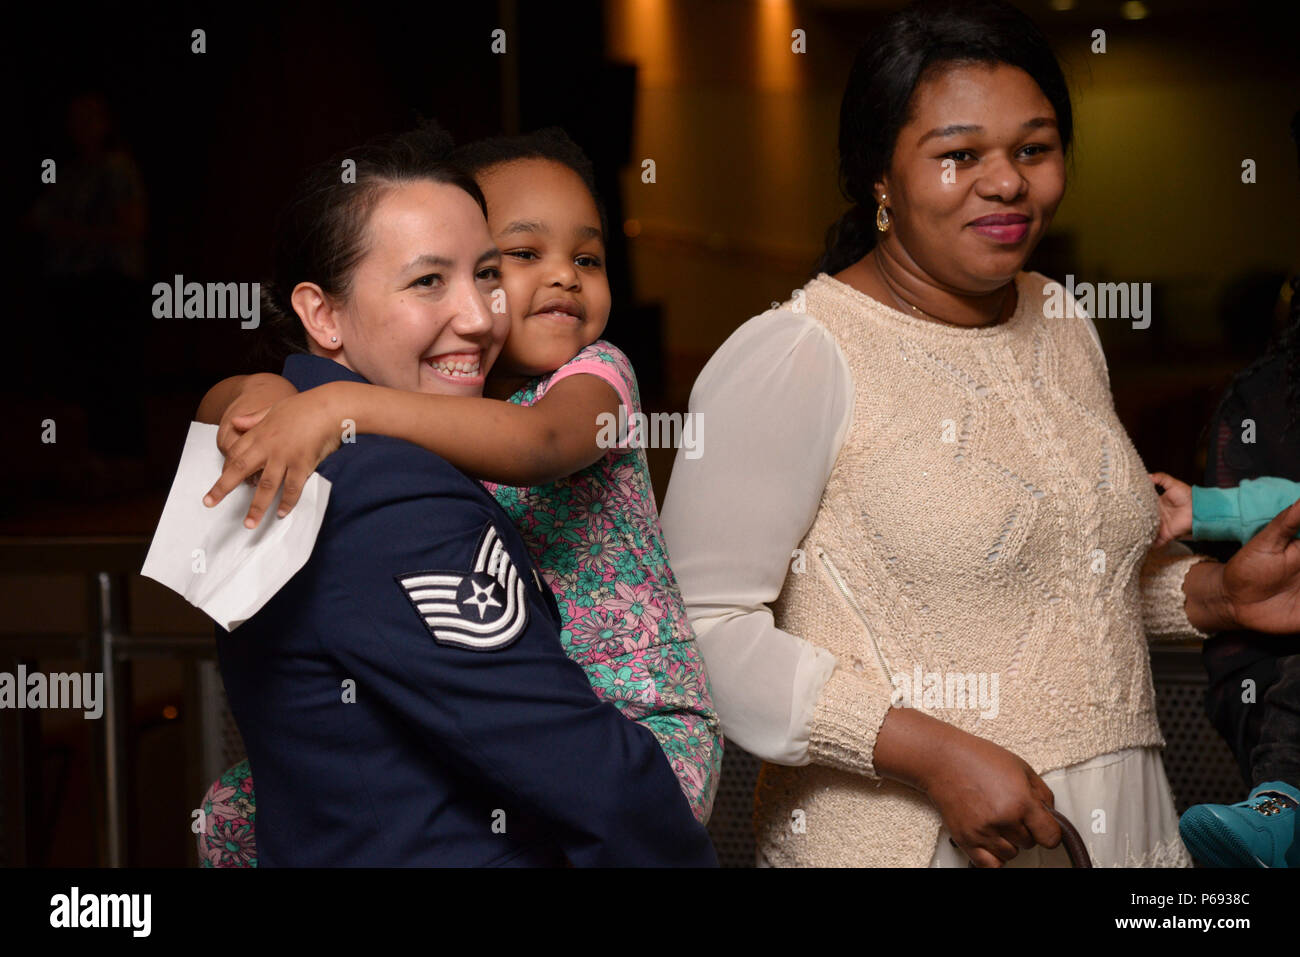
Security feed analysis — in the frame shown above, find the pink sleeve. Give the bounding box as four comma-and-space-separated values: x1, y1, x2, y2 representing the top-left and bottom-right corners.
543, 341, 639, 454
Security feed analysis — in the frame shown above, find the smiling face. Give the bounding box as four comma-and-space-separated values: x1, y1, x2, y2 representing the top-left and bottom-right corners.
475, 158, 611, 379
317, 179, 508, 396
879, 61, 1066, 291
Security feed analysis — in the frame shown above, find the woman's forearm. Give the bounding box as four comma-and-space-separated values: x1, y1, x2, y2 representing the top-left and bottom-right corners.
323, 381, 579, 487
1180, 559, 1235, 633
871, 706, 964, 792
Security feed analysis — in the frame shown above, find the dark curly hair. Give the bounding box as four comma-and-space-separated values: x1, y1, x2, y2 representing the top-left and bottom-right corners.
450, 126, 608, 240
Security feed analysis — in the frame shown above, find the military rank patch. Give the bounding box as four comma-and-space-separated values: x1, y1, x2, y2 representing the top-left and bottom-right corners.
396, 525, 529, 651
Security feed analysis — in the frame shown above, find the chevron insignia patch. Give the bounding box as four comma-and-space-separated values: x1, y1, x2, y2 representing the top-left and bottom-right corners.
396, 525, 529, 651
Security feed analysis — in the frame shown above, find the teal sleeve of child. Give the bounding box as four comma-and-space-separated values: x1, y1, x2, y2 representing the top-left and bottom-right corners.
1192, 477, 1300, 542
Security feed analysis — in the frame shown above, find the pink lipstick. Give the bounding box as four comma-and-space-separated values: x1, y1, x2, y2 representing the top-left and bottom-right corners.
968, 213, 1030, 244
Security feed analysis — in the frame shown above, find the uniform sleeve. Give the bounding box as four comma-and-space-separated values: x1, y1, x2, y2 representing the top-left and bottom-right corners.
660, 311, 854, 765
321, 445, 716, 867
1193, 478, 1300, 542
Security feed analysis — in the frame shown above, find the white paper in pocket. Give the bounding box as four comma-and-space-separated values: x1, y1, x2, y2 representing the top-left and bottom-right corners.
141, 422, 332, 630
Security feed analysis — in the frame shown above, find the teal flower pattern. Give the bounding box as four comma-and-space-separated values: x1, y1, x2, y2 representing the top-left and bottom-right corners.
482, 340, 722, 824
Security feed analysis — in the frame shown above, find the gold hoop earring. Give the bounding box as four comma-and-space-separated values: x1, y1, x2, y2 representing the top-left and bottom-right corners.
876, 194, 890, 233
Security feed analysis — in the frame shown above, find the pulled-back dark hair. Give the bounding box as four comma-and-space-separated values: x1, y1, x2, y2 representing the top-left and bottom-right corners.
816, 0, 1074, 277
263, 120, 487, 357
450, 127, 609, 239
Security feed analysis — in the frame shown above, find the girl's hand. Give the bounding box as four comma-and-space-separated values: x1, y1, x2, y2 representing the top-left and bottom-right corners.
1149, 472, 1194, 547
202, 385, 347, 529
920, 729, 1062, 868
216, 373, 300, 457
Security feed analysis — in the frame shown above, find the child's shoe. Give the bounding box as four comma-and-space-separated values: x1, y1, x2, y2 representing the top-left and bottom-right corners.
1179, 780, 1300, 867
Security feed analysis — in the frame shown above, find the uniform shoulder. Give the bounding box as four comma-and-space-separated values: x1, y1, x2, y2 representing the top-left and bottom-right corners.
322, 435, 492, 512
310, 437, 514, 596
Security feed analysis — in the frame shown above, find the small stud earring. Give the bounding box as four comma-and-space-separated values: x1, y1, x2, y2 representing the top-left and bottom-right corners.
330, 336, 338, 343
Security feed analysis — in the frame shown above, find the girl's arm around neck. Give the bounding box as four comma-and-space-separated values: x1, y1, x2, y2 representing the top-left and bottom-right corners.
321, 372, 622, 486
196, 373, 298, 425
196, 375, 251, 425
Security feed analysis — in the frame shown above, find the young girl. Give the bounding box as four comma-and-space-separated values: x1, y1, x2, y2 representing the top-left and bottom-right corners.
199, 130, 722, 853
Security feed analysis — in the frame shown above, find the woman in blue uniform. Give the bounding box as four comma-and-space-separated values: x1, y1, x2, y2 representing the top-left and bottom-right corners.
195, 124, 716, 866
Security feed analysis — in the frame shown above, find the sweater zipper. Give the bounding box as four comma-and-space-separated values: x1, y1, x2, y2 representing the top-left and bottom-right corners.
815, 547, 895, 686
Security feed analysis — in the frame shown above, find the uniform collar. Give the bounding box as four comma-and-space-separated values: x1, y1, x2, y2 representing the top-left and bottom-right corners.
282, 352, 370, 392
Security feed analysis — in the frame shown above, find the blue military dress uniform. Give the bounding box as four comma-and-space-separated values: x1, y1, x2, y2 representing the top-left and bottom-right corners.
216, 353, 717, 866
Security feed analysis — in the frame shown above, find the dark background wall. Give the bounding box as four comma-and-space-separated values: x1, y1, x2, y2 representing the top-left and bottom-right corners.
5, 0, 644, 531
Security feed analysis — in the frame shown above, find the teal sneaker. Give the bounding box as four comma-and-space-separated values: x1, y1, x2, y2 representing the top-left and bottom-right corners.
1179, 781, 1300, 868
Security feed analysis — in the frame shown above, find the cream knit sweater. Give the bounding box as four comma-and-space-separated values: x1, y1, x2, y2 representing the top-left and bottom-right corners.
754, 270, 1210, 868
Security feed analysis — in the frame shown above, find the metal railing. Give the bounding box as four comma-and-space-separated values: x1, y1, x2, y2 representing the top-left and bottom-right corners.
0, 538, 214, 867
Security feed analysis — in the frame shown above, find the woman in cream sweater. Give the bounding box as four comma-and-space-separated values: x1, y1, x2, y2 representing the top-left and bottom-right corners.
660, 0, 1300, 867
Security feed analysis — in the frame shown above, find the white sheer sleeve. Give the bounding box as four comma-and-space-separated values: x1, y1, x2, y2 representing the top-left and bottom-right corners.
660, 310, 854, 765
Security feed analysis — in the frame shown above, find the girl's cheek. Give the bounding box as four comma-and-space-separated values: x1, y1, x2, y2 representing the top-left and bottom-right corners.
499, 329, 530, 365
498, 267, 530, 313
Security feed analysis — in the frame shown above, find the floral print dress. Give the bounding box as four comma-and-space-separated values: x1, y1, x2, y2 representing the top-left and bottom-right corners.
483, 340, 723, 825
197, 758, 256, 867
196, 341, 722, 866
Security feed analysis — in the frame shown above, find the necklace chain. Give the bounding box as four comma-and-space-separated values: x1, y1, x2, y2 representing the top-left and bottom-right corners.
874, 255, 1012, 327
